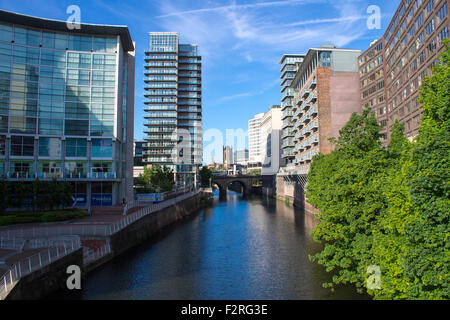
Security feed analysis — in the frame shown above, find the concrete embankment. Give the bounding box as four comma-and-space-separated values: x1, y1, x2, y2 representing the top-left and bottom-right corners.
5, 248, 83, 300
3, 191, 212, 300
109, 191, 206, 257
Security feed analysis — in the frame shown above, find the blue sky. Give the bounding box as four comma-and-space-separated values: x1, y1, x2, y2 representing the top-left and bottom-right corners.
0, 0, 400, 164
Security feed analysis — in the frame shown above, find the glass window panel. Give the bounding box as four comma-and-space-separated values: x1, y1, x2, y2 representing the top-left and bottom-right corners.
91, 139, 113, 158
0, 24, 12, 42
65, 101, 90, 119
65, 161, 87, 178
10, 98, 38, 117
10, 135, 34, 156
0, 115, 7, 132
38, 161, 62, 178
10, 116, 36, 134
0, 135, 5, 155
38, 118, 63, 135
10, 161, 34, 178
65, 119, 88, 136
65, 138, 87, 157
38, 137, 61, 157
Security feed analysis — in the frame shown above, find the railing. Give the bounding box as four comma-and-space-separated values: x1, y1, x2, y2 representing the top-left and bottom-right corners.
0, 237, 80, 300
0, 236, 80, 251
0, 190, 201, 240
83, 243, 112, 266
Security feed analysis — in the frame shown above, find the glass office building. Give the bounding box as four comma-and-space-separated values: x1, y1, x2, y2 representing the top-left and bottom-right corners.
0, 10, 135, 207
144, 32, 202, 186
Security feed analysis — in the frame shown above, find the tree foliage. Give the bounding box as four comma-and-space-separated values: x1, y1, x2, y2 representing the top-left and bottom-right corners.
199, 166, 213, 187
306, 41, 449, 300
0, 179, 73, 214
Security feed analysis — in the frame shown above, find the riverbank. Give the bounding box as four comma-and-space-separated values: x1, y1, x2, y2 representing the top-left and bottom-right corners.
1, 190, 212, 300
48, 191, 365, 300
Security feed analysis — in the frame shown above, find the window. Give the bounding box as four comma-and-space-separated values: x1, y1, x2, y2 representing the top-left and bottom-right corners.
65, 161, 87, 178
65, 120, 89, 136
425, 0, 434, 16
10, 161, 34, 178
39, 137, 61, 157
66, 138, 87, 157
10, 135, 34, 156
416, 13, 423, 29
91, 139, 113, 158
437, 2, 448, 24
38, 161, 62, 178
0, 135, 5, 155
319, 52, 331, 67
426, 19, 435, 35
438, 26, 449, 42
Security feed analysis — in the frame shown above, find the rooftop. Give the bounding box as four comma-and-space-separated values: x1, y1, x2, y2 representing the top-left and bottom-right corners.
0, 9, 134, 51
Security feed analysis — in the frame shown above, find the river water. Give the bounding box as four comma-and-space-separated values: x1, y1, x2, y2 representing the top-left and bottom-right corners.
50, 191, 366, 300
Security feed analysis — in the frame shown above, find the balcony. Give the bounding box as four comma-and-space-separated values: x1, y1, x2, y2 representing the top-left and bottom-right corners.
302, 102, 311, 112
88, 172, 117, 180
301, 89, 310, 98
308, 78, 317, 89
302, 114, 311, 124
294, 108, 303, 118
309, 120, 319, 131
307, 93, 317, 103
309, 106, 318, 117
311, 136, 319, 145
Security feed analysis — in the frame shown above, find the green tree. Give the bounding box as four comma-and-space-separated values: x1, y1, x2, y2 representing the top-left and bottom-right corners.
307, 109, 388, 293
135, 165, 175, 193
402, 40, 449, 299
199, 166, 213, 187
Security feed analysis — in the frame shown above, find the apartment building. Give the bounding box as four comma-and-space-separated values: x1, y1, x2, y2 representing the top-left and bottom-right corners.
223, 145, 233, 169
280, 55, 305, 166
144, 32, 202, 186
0, 10, 136, 207
234, 149, 249, 166
291, 46, 362, 172
359, 0, 449, 141
359, 39, 388, 141
261, 105, 283, 176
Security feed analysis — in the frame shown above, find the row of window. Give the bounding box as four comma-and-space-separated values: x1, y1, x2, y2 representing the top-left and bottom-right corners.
0, 160, 115, 179
0, 136, 113, 158
0, 116, 114, 136
0, 24, 117, 53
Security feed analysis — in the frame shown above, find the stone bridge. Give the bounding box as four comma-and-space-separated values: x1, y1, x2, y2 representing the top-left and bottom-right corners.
212, 175, 262, 198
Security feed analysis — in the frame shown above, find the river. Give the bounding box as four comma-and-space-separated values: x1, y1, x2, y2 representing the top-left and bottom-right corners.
49, 191, 367, 300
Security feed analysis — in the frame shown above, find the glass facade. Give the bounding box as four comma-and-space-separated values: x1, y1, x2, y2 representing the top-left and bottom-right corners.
0, 12, 135, 207
144, 33, 202, 185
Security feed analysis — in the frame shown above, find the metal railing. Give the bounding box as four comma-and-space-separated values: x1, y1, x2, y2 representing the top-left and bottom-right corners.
83, 243, 112, 266
0, 237, 80, 300
0, 190, 201, 240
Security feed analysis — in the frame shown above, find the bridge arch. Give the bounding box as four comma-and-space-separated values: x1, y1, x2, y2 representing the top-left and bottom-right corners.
212, 175, 262, 199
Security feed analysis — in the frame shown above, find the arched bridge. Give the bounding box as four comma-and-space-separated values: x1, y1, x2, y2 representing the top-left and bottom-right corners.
212, 175, 262, 198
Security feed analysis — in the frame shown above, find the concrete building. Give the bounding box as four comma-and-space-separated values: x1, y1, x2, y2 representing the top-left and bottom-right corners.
234, 149, 249, 166
0, 10, 135, 207
133, 140, 145, 178
248, 113, 264, 169
359, 39, 387, 141
359, 0, 449, 142
143, 32, 202, 186
277, 45, 362, 206
280, 55, 305, 167
261, 105, 283, 176
222, 145, 233, 169
261, 105, 283, 196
